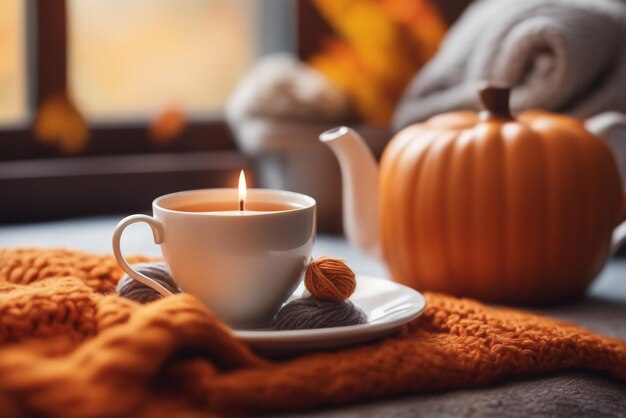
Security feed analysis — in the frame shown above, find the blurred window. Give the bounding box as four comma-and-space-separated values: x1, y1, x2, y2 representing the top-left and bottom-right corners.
68, 0, 260, 122
0, 0, 28, 125
0, 0, 465, 222
0, 0, 297, 223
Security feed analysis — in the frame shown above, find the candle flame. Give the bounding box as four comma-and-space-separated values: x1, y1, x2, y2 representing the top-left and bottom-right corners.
238, 170, 247, 211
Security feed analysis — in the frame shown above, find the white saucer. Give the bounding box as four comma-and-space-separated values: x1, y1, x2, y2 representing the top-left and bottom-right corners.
233, 275, 426, 354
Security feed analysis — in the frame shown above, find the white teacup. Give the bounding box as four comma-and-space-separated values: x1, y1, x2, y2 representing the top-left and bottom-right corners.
112, 188, 316, 328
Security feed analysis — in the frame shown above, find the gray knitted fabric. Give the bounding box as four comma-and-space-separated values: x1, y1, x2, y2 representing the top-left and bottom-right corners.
275, 297, 368, 330
116, 262, 180, 303
392, 0, 626, 130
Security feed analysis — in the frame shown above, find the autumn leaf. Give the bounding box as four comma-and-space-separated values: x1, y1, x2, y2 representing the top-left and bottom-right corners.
149, 105, 187, 145
310, 0, 447, 126
33, 91, 89, 154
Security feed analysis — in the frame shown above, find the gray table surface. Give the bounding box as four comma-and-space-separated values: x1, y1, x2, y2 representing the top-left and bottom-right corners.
1, 216, 625, 417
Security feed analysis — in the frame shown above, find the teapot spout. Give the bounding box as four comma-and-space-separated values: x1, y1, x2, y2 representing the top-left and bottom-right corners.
320, 127, 380, 255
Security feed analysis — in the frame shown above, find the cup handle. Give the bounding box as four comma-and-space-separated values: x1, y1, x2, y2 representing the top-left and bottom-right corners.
112, 214, 173, 297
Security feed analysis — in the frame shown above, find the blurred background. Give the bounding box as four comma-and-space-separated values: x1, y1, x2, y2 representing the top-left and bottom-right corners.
0, 0, 492, 229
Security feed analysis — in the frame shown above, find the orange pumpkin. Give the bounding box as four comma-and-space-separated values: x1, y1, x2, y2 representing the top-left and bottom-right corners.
379, 85, 626, 304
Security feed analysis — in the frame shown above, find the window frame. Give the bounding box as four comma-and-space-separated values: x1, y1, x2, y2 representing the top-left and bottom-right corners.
1, 0, 244, 161
0, 0, 310, 222
0, 0, 469, 223
0, 0, 278, 222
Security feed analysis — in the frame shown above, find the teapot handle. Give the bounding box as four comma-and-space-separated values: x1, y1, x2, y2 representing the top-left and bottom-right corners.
613, 196, 626, 255
585, 111, 626, 140
585, 113, 626, 255
614, 222, 626, 254
586, 112, 626, 184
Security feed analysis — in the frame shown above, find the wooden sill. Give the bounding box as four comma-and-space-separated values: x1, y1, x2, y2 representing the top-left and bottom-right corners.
0, 151, 247, 223
0, 122, 235, 161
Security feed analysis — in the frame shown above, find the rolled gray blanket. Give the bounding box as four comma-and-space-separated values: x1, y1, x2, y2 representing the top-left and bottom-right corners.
393, 0, 626, 130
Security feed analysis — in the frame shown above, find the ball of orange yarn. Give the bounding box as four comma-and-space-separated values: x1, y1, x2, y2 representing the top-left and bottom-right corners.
304, 257, 356, 301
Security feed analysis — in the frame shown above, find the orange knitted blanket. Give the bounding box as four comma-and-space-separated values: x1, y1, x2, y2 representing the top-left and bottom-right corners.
1, 248, 625, 418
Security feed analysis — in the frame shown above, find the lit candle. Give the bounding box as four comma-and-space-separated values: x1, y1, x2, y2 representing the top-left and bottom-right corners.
239, 169, 246, 211
232, 170, 292, 215
163, 170, 297, 215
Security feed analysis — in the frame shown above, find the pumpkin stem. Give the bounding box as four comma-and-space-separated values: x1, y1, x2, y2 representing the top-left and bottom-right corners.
479, 82, 513, 121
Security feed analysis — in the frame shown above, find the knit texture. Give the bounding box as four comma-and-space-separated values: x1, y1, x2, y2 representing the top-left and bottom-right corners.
0, 248, 625, 418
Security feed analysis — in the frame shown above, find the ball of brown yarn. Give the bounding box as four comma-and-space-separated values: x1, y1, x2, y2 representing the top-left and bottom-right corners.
304, 257, 356, 301
116, 262, 180, 303
275, 297, 367, 330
